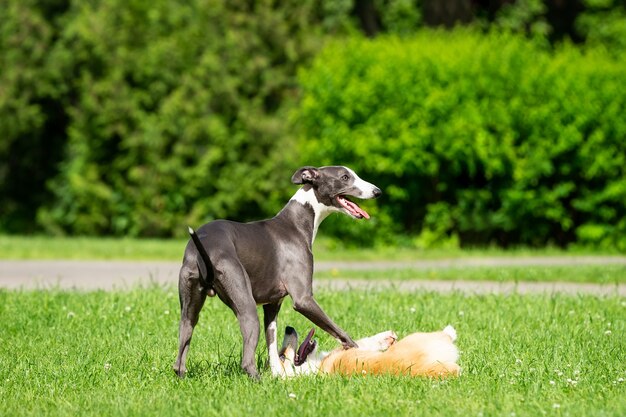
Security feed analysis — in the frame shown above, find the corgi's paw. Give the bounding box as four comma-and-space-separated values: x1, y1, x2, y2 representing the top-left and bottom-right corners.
357, 330, 398, 351
384, 331, 398, 348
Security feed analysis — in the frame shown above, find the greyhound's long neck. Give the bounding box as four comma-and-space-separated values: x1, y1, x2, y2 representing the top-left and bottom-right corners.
276, 187, 333, 245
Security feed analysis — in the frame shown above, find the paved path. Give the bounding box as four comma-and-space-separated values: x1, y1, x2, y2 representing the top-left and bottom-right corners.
0, 258, 624, 295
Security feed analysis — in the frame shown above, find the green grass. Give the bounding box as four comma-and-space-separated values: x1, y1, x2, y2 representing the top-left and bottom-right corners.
1, 287, 624, 417
0, 234, 619, 261
1, 235, 625, 285
0, 235, 186, 260
315, 265, 626, 284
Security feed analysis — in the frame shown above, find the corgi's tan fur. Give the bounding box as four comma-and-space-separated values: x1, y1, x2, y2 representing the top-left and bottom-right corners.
279, 325, 460, 378
320, 325, 459, 377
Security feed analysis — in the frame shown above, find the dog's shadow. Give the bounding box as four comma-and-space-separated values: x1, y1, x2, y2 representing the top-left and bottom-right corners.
183, 352, 276, 380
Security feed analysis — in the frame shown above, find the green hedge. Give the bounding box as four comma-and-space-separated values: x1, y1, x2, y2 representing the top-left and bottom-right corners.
19, 0, 348, 237
295, 30, 626, 249
2, 1, 625, 250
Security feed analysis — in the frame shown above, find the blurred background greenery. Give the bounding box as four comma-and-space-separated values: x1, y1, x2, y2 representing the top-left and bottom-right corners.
1, 0, 625, 250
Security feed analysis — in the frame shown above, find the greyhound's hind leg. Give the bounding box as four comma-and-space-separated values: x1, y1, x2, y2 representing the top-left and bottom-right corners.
236, 302, 261, 380
173, 265, 207, 378
216, 258, 261, 380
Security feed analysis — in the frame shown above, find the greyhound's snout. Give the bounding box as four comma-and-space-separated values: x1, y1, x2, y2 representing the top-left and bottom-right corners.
361, 185, 382, 199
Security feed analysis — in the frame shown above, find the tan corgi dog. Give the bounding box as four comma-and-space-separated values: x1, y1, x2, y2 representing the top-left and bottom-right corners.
277, 325, 460, 378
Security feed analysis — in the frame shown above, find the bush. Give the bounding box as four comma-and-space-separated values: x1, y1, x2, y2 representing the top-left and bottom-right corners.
33, 0, 350, 237
2, 1, 625, 248
0, 0, 69, 233
295, 30, 626, 250
577, 0, 626, 54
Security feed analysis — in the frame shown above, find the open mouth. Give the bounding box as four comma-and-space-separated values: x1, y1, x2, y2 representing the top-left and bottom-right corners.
335, 195, 370, 219
294, 328, 317, 366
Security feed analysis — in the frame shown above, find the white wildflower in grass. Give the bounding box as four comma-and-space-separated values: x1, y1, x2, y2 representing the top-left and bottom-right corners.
288, 393, 296, 399
104, 363, 112, 371
552, 403, 561, 409
604, 330, 612, 335
549, 380, 556, 385
125, 306, 132, 312
566, 378, 578, 386
409, 307, 416, 313
515, 358, 522, 365
67, 312, 76, 318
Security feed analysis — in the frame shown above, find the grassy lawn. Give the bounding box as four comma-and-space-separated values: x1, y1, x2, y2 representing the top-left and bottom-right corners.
1, 287, 624, 417
315, 265, 626, 284
0, 234, 617, 261
0, 235, 186, 261
2, 235, 624, 285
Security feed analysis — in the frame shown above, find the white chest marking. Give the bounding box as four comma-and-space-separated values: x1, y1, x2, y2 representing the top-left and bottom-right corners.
290, 188, 338, 243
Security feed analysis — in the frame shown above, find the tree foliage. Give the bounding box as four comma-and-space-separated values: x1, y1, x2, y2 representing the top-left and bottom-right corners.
1, 1, 625, 249
6, 0, 349, 236
0, 0, 69, 233
296, 31, 626, 249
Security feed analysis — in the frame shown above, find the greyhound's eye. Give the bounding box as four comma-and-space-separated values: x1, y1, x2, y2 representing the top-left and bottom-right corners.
341, 175, 349, 181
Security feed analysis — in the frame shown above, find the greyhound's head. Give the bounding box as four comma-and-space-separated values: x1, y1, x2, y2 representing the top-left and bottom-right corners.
291, 166, 382, 220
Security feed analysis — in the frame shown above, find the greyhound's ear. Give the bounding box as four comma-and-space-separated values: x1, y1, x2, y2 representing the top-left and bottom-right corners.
291, 166, 320, 185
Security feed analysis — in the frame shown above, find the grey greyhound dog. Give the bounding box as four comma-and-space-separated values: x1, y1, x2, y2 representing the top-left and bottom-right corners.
173, 166, 381, 379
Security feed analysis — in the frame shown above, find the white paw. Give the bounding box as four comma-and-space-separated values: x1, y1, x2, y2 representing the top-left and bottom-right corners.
357, 330, 397, 351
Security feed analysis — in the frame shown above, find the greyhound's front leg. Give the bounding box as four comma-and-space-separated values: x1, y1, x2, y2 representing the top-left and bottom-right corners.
263, 301, 285, 377
292, 295, 357, 348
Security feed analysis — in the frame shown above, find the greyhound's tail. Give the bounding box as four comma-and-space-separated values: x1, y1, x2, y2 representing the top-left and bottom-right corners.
188, 226, 216, 297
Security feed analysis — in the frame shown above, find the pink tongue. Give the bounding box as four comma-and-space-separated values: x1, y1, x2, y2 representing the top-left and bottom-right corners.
342, 198, 370, 219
